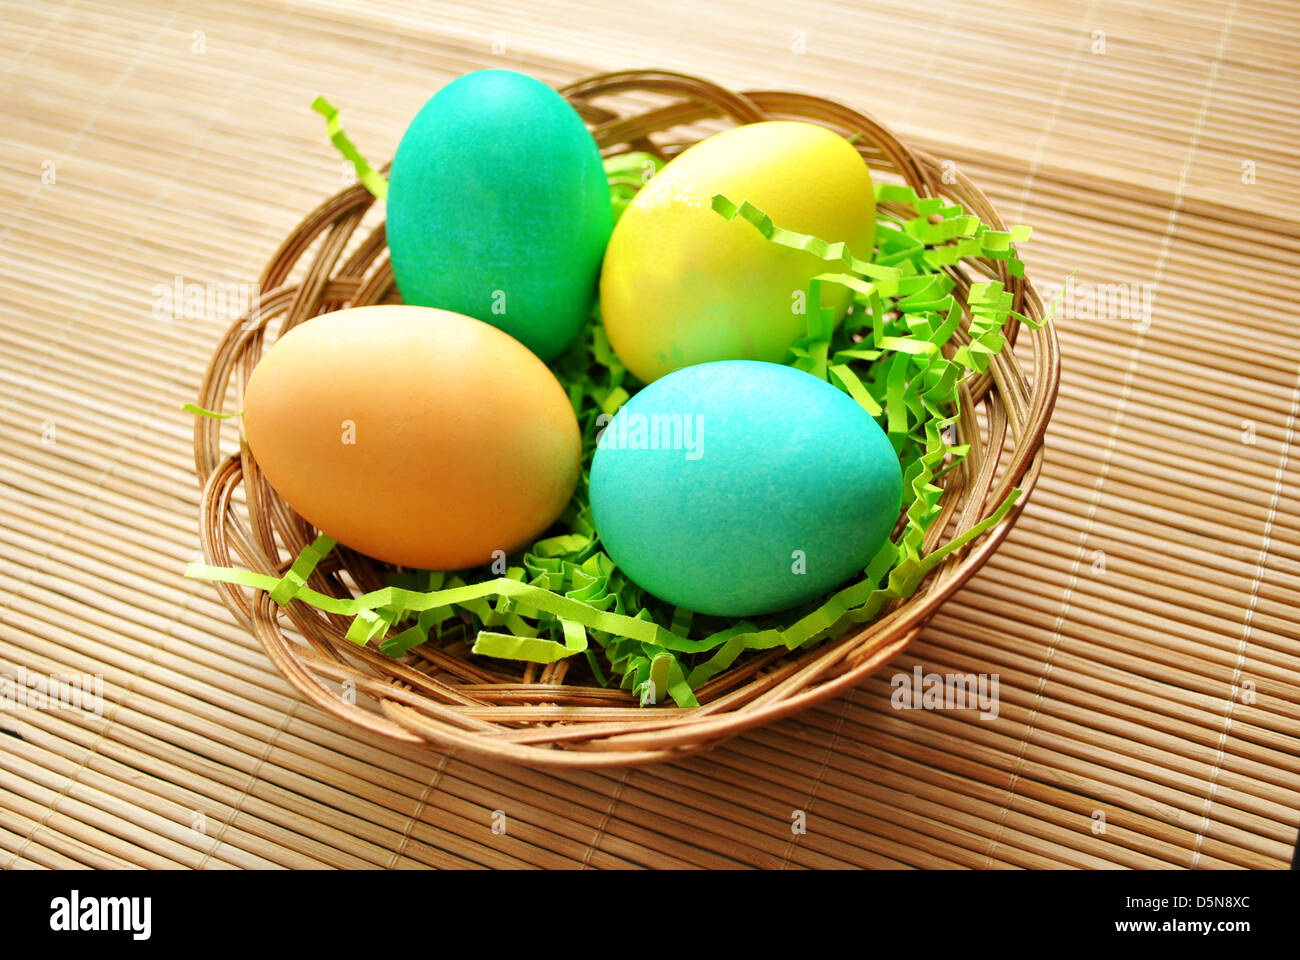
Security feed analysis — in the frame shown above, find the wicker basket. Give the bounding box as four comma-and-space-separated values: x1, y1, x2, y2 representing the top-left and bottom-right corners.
192, 69, 1059, 769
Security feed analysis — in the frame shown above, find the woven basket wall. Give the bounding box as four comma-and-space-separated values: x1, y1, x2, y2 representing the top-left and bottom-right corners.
191, 70, 1060, 769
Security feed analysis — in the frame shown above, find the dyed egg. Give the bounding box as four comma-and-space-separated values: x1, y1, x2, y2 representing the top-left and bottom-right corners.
589, 360, 902, 617
386, 70, 612, 362
600, 121, 877, 383
242, 305, 581, 570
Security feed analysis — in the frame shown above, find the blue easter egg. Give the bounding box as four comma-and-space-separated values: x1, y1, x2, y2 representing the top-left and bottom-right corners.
589, 360, 903, 617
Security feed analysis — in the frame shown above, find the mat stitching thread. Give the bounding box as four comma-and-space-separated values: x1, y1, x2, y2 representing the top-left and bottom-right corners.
6, 379, 207, 872
981, 3, 1097, 868
0, 0, 114, 254
166, 2, 310, 871
0, 0, 183, 576
194, 698, 301, 870
984, 651, 1055, 869
112, 0, 293, 346
583, 768, 632, 869
389, 749, 450, 869
1161, 2, 1245, 869
1, 0, 203, 611
1194, 342, 1296, 868
780, 694, 848, 869
0, 0, 72, 86
897, 2, 958, 128
1009, 0, 1099, 223
4, 586, 195, 870
985, 2, 1235, 869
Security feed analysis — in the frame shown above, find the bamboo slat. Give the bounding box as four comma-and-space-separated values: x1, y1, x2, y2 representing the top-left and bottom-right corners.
0, 0, 1296, 868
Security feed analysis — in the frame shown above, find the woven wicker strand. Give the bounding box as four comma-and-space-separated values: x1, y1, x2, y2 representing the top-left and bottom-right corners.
192, 70, 1060, 769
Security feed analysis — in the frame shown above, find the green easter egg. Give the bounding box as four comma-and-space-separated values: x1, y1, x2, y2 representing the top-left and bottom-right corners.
387, 70, 612, 361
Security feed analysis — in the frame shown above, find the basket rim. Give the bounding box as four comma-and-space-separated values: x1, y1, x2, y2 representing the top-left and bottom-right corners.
193, 69, 1061, 769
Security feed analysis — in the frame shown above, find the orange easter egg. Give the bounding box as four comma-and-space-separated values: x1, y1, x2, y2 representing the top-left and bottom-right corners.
242, 304, 581, 570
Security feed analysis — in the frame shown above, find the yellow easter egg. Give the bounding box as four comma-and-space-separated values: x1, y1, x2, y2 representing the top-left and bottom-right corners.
599, 120, 877, 383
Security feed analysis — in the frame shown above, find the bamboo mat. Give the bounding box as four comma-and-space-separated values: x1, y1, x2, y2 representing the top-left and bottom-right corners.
1, 0, 1297, 870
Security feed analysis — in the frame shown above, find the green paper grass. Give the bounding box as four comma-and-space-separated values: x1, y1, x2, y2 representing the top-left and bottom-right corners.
188, 116, 1045, 708
312, 97, 389, 201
